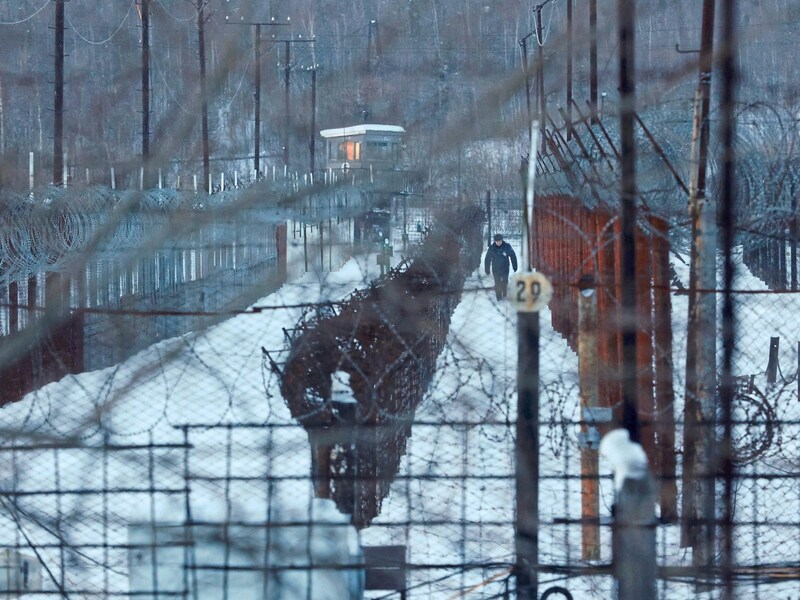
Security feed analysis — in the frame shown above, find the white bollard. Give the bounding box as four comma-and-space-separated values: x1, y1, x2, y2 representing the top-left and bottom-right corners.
208, 172, 212, 195
220, 172, 225, 193
234, 170, 238, 188
111, 167, 116, 190
29, 151, 34, 190
193, 174, 198, 192
158, 168, 163, 189
139, 166, 144, 190
177, 175, 181, 191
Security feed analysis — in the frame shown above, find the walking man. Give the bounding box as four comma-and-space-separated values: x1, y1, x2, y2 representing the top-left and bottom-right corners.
484, 234, 518, 300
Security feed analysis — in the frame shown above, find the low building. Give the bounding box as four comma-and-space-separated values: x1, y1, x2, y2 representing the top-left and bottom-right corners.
320, 124, 405, 171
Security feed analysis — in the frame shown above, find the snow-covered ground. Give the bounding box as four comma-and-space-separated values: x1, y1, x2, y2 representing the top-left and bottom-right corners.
0, 236, 798, 598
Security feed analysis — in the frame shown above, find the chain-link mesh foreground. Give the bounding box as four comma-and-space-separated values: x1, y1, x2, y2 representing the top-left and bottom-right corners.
0, 185, 797, 598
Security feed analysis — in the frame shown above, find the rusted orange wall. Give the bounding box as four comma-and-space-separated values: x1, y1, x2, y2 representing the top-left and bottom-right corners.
531, 196, 676, 498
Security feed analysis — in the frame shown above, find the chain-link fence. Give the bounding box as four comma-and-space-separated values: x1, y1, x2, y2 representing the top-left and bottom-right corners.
2, 0, 799, 598
2, 180, 799, 598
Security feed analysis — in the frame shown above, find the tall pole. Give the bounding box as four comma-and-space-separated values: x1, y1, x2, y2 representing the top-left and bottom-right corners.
566, 0, 573, 140
791, 188, 797, 291
578, 275, 600, 560
309, 66, 317, 174
618, 0, 639, 440
366, 20, 373, 74
719, 1, 737, 597
228, 21, 289, 177
283, 40, 291, 169
254, 24, 262, 176
516, 310, 539, 600
141, 0, 151, 182
521, 38, 532, 133
515, 126, 543, 600
53, 0, 65, 185
486, 190, 492, 247
535, 6, 546, 152
589, 0, 598, 122
681, 0, 717, 568
197, 0, 210, 189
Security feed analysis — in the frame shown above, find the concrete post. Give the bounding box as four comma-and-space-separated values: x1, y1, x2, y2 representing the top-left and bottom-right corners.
614, 474, 657, 600
601, 429, 656, 600
578, 274, 602, 560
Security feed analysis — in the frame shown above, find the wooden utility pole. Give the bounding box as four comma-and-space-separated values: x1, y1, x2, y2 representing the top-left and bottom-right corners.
197, 0, 210, 189
652, 217, 678, 522
366, 20, 374, 74
53, 0, 65, 185
589, 0, 598, 122
681, 0, 717, 569
578, 274, 601, 560
276, 36, 316, 171
520, 37, 532, 131
141, 0, 151, 183
309, 66, 317, 174
534, 5, 546, 152
486, 190, 492, 247
283, 40, 291, 168
566, 0, 573, 139
227, 20, 288, 178
254, 24, 262, 176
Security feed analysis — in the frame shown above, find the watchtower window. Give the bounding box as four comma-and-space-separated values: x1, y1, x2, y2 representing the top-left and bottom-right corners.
337, 141, 360, 161
366, 141, 393, 159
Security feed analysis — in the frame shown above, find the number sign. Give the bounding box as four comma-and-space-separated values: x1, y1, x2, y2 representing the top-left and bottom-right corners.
508, 272, 553, 313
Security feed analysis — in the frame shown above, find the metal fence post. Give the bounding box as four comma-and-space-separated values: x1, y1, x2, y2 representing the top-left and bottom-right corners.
516, 308, 539, 600
511, 270, 552, 600
766, 336, 779, 385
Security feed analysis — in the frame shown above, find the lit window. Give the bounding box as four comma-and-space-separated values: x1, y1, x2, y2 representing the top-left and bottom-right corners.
337, 141, 360, 161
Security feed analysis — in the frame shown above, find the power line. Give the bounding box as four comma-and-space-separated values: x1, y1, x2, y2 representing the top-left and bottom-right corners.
0, 0, 50, 25
155, 0, 198, 22
64, 1, 135, 46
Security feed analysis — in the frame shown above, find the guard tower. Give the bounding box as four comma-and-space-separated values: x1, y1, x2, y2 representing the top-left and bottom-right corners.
320, 124, 405, 171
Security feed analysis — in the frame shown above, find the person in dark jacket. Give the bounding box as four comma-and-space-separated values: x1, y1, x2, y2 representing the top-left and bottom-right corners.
484, 234, 518, 300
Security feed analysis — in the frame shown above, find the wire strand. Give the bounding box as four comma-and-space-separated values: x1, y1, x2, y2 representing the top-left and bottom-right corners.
155, 0, 198, 22
0, 0, 50, 25
64, 1, 135, 46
